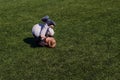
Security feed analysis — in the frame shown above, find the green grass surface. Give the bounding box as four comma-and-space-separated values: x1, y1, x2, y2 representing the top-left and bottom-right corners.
0, 0, 120, 80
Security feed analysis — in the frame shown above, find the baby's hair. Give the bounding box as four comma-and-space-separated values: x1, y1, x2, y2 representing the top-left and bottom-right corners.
41, 15, 49, 23
41, 15, 56, 26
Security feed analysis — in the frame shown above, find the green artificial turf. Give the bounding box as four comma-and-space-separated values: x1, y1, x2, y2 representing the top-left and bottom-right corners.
0, 0, 120, 80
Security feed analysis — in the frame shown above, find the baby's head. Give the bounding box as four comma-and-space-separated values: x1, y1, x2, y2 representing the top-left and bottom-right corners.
41, 15, 49, 23
47, 19, 56, 28
41, 16, 56, 28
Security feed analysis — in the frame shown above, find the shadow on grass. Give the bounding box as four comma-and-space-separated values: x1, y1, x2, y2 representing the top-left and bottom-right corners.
23, 37, 40, 48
